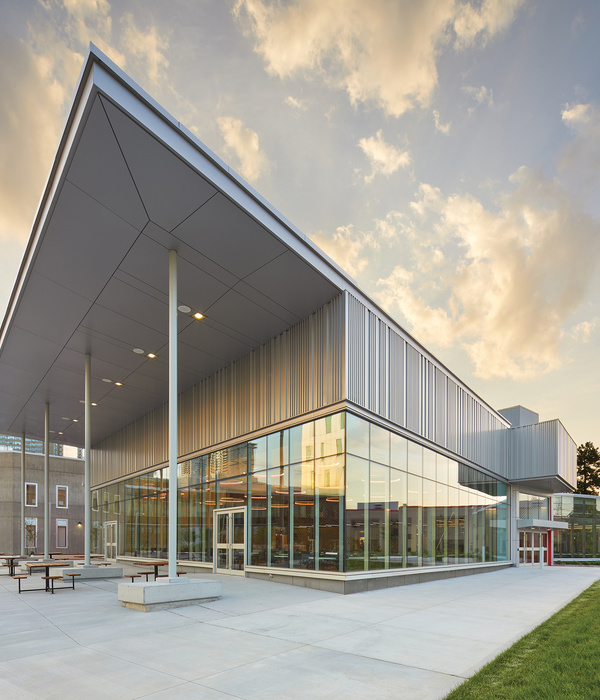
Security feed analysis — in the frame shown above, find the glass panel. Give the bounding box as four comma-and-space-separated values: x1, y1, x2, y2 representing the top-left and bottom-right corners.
407, 475, 422, 567
422, 479, 436, 565
390, 468, 407, 568
370, 424, 390, 465
268, 430, 289, 468
232, 548, 245, 571
202, 482, 218, 563
345, 413, 369, 459
346, 455, 368, 571
369, 463, 389, 569
249, 470, 268, 565
26, 483, 37, 506
219, 477, 247, 508
290, 422, 314, 464
270, 466, 290, 568
292, 461, 315, 569
407, 442, 423, 476
422, 449, 436, 481
233, 512, 245, 544
316, 455, 344, 571
57, 486, 67, 508
391, 433, 407, 471
217, 549, 228, 569
315, 412, 345, 458
218, 513, 229, 544
249, 436, 267, 472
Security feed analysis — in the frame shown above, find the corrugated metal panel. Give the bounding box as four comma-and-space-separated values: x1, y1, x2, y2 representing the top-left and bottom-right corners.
388, 330, 404, 426
405, 344, 420, 434
506, 419, 576, 489
91, 294, 345, 486
435, 369, 446, 446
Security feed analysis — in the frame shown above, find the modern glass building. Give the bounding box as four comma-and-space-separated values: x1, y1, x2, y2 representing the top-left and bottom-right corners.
0, 47, 577, 592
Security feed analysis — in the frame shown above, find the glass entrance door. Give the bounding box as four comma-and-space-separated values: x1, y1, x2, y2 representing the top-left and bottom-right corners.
105, 521, 117, 561
214, 507, 246, 575
519, 531, 548, 565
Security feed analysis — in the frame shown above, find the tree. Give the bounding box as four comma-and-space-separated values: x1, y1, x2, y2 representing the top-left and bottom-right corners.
576, 442, 600, 495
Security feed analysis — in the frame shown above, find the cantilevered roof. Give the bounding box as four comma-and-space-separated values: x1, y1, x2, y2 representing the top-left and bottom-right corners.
0, 46, 348, 447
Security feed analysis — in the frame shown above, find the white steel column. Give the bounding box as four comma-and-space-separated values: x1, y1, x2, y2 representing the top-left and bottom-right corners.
84, 354, 91, 566
44, 403, 50, 560
20, 432, 25, 556
168, 249, 178, 579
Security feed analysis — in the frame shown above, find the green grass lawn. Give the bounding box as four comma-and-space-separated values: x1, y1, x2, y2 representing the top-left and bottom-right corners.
445, 579, 600, 699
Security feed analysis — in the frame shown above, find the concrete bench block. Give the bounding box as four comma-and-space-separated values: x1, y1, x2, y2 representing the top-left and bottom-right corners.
118, 577, 221, 612
61, 565, 123, 580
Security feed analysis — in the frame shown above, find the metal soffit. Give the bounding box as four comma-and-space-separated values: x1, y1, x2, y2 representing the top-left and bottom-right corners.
0, 49, 342, 447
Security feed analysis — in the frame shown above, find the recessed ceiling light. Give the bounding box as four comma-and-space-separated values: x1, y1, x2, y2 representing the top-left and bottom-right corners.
114, 382, 123, 386
178, 305, 191, 314
61, 417, 70, 421
133, 348, 145, 355
73, 419, 79, 423
193, 312, 204, 320
92, 402, 97, 407
147, 353, 156, 359
50, 430, 56, 434
102, 378, 112, 383
58, 432, 63, 435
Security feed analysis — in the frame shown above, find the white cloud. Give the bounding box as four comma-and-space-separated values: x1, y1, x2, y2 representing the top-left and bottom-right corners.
312, 224, 379, 278
463, 84, 494, 113
433, 110, 451, 134
217, 116, 268, 182
570, 318, 599, 343
284, 95, 307, 110
560, 102, 600, 188
121, 12, 169, 85
358, 130, 410, 183
376, 167, 600, 380
234, 0, 521, 118
453, 0, 524, 49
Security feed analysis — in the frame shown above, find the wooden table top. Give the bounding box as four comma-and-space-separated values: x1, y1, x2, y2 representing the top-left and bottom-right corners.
24, 561, 68, 569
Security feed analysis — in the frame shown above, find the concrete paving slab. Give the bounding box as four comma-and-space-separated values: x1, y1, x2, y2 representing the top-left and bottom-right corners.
0, 565, 598, 699
198, 645, 461, 700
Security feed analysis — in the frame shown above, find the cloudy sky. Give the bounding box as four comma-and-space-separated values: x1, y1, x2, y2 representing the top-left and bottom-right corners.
1, 0, 599, 448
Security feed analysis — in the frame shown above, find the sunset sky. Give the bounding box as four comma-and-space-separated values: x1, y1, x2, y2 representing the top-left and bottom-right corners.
1, 0, 599, 449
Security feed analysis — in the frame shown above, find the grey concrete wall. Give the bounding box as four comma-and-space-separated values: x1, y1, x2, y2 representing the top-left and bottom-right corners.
0, 451, 85, 554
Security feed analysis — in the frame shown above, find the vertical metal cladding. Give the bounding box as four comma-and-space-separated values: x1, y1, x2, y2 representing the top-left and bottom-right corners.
506, 419, 576, 487
345, 292, 508, 475
91, 294, 345, 486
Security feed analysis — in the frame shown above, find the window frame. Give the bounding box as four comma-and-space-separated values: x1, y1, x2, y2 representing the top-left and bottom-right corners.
56, 485, 68, 509
25, 482, 37, 507
56, 518, 68, 548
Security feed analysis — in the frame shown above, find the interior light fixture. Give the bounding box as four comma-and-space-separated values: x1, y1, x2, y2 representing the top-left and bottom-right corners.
61, 417, 70, 421
49, 430, 56, 434
193, 312, 204, 320
73, 419, 79, 423
92, 402, 97, 407
147, 353, 156, 359
114, 382, 123, 387
133, 348, 145, 355
58, 432, 63, 435
102, 378, 112, 383
178, 304, 191, 314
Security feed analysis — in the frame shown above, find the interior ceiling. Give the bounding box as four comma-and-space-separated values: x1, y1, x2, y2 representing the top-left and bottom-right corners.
0, 80, 341, 448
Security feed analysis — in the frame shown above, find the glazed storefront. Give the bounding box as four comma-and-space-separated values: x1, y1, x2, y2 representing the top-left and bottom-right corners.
91, 411, 509, 574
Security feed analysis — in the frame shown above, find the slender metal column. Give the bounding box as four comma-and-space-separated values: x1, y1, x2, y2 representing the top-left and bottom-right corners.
20, 432, 25, 556
44, 403, 50, 559
84, 354, 91, 566
168, 250, 178, 579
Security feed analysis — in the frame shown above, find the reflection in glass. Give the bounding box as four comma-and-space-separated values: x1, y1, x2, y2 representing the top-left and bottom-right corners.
346, 455, 368, 571
316, 455, 344, 571
270, 466, 290, 568
293, 461, 315, 569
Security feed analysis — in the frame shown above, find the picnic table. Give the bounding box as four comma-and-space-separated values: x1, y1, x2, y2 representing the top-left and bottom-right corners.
1, 555, 24, 576
24, 561, 69, 591
131, 559, 168, 580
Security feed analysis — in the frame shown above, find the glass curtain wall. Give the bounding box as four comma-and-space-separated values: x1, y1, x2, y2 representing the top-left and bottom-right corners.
91, 410, 508, 571
554, 494, 600, 559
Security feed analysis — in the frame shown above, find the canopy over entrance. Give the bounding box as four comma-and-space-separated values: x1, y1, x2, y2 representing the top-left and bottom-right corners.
0, 46, 348, 448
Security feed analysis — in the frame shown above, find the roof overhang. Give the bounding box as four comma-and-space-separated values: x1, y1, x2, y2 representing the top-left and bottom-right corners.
0, 46, 350, 448
511, 475, 575, 496
518, 519, 568, 531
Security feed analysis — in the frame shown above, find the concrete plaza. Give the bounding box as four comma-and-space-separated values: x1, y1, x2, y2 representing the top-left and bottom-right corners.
1, 565, 598, 699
